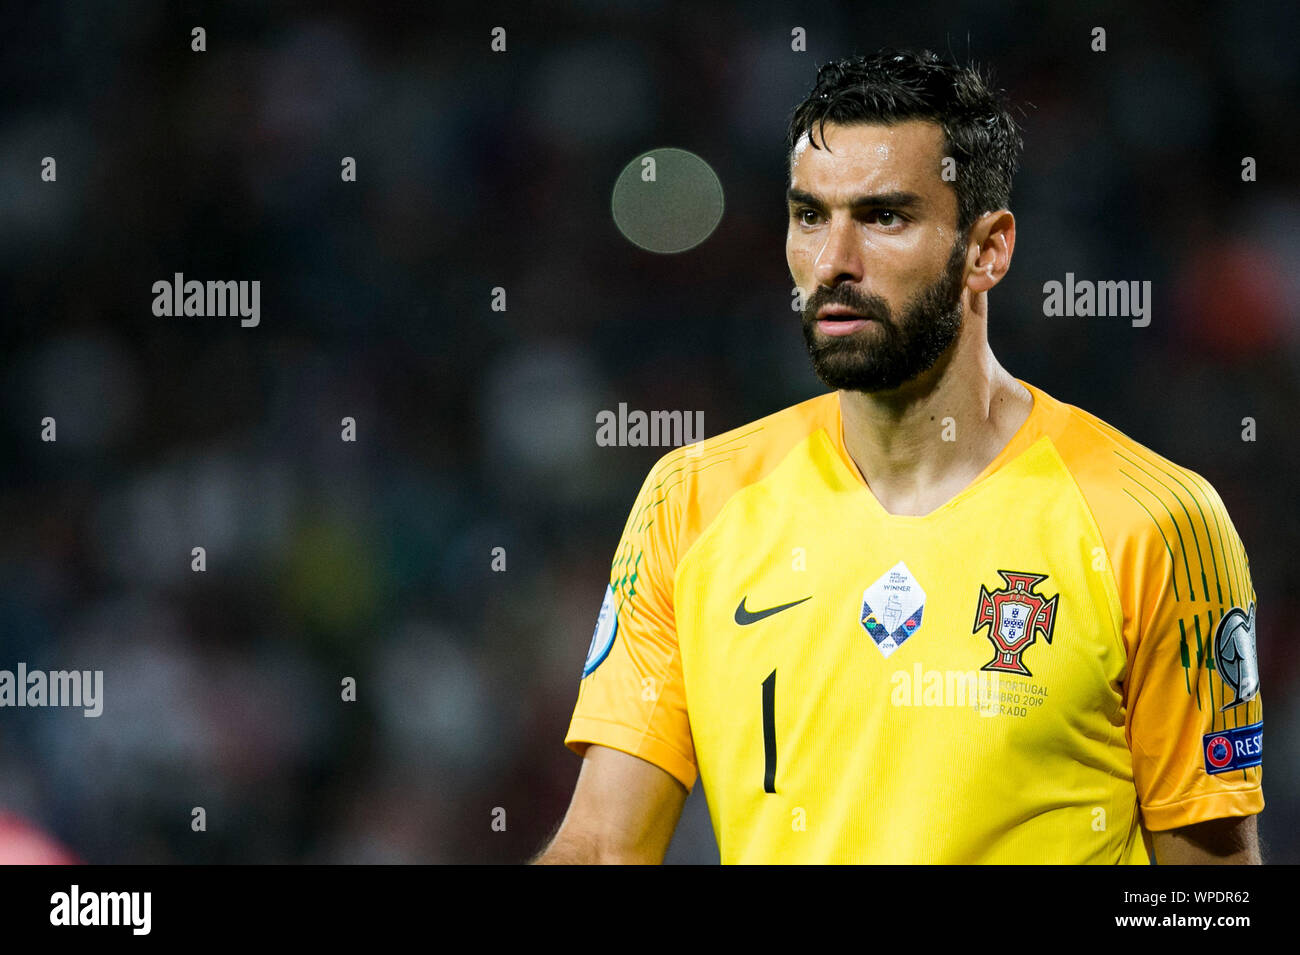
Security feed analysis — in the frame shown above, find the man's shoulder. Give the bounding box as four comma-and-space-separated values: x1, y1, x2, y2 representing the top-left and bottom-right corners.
1036, 385, 1220, 502
1031, 383, 1244, 590
630, 392, 839, 550
643, 390, 839, 487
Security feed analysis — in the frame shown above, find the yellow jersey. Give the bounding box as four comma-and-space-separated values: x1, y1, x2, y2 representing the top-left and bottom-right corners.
564, 380, 1263, 863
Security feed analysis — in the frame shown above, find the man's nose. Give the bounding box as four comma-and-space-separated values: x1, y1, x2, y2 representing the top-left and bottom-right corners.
813, 216, 863, 287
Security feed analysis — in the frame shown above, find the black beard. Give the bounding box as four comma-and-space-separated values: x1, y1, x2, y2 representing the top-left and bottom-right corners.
801, 238, 968, 394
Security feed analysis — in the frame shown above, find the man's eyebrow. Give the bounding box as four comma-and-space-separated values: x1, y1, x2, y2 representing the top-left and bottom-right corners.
785, 187, 924, 211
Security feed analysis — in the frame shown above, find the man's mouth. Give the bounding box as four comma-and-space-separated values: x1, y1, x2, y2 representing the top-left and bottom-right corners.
816, 305, 869, 320
815, 305, 875, 336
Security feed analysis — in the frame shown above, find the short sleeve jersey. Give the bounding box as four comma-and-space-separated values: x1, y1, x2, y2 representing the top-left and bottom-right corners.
564, 381, 1263, 863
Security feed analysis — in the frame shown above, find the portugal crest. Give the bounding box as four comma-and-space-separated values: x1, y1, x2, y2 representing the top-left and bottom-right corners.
972, 570, 1059, 676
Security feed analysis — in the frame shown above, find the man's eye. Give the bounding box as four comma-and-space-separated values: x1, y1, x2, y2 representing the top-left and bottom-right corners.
875, 210, 899, 226
796, 208, 820, 226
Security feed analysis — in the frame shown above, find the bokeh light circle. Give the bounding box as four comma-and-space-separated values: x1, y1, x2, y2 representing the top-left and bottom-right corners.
611, 147, 724, 254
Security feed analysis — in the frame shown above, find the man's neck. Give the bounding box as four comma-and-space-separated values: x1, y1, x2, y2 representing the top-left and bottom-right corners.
838, 343, 1032, 517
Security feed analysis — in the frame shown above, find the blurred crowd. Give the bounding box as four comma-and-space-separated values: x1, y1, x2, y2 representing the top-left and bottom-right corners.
1, 1, 1297, 863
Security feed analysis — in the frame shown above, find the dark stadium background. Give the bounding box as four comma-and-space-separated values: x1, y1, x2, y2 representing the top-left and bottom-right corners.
1, 1, 1296, 864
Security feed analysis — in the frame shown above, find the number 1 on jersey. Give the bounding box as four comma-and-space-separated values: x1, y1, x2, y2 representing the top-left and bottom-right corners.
762, 668, 777, 793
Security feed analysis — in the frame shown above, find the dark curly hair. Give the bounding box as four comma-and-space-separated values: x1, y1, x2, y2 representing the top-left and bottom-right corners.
787, 49, 1025, 236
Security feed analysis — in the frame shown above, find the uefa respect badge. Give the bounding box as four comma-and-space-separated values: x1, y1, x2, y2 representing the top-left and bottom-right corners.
1202, 721, 1262, 775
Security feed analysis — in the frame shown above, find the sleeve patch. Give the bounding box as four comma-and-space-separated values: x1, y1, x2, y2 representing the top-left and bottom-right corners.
582, 584, 618, 677
1215, 603, 1259, 709
1203, 721, 1262, 774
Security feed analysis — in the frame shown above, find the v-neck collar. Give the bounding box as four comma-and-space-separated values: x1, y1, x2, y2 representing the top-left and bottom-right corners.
822, 379, 1050, 521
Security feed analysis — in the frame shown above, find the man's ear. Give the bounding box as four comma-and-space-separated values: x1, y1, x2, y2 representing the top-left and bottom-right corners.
966, 210, 1016, 294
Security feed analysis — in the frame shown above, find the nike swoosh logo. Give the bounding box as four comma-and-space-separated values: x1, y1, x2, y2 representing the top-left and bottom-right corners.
734, 595, 813, 626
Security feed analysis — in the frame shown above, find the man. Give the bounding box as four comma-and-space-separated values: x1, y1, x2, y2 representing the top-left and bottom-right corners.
535, 49, 1263, 864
